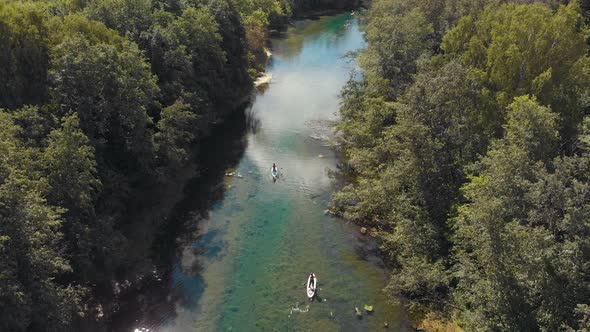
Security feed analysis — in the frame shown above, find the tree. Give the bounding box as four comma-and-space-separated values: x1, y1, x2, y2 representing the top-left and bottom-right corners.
333, 59, 486, 309
453, 96, 563, 330
172, 6, 225, 107
333, 1, 590, 329
0, 1, 50, 109
155, 99, 199, 170
44, 113, 102, 279
83, 0, 153, 45
0, 111, 83, 331
504, 96, 559, 162
360, 0, 434, 99
45, 102, 99, 213
49, 33, 159, 174
205, 0, 251, 108
442, 2, 590, 140
145, 5, 229, 115
8, 105, 55, 148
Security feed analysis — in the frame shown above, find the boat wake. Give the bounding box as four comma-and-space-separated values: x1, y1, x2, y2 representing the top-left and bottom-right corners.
288, 303, 310, 317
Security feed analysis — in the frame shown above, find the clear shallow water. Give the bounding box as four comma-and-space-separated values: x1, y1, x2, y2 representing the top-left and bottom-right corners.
121, 13, 402, 332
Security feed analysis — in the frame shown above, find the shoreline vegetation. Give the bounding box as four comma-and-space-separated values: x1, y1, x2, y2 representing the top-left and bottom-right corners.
0, 0, 362, 330
331, 0, 590, 331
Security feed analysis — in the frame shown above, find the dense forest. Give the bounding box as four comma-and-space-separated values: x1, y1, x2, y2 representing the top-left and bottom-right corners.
0, 0, 361, 330
332, 0, 590, 330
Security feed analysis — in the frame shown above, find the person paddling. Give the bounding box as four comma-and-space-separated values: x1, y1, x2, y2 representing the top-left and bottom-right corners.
271, 163, 279, 183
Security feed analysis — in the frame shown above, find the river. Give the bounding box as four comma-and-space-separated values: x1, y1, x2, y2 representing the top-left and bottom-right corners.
111, 13, 402, 332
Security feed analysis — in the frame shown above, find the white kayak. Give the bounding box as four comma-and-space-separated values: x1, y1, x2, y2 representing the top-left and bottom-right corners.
307, 274, 317, 299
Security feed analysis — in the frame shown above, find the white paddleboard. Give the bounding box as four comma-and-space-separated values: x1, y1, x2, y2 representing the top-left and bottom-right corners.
307, 274, 317, 299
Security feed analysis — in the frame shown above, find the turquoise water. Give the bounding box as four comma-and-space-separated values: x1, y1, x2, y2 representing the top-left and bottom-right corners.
123, 13, 402, 332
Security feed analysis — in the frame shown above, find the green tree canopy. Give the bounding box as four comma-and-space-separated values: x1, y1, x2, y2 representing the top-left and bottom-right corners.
442, 2, 590, 137
0, 1, 50, 109
49, 33, 159, 173
0, 112, 83, 332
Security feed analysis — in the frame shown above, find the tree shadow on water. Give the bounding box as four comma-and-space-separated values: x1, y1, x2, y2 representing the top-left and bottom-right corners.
101, 100, 260, 332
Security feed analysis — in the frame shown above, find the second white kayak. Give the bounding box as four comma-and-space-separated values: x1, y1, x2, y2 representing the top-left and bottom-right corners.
307, 273, 317, 299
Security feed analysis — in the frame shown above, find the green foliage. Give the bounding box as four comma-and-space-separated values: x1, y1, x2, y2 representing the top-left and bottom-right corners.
0, 0, 50, 109
244, 8, 269, 75
569, 304, 590, 331
452, 98, 590, 330
290, 0, 356, 15
155, 99, 199, 168
45, 112, 100, 211
442, 2, 590, 137
504, 95, 559, 162
0, 0, 278, 328
334, 0, 590, 330
173, 6, 225, 104
336, 75, 396, 158
43, 113, 105, 280
9, 105, 56, 147
50, 33, 159, 172
145, 5, 225, 110
205, 0, 252, 105
335, 58, 485, 309
50, 13, 126, 45
84, 0, 153, 42
0, 111, 84, 332
360, 0, 434, 99
235, 0, 284, 20
231, 0, 291, 75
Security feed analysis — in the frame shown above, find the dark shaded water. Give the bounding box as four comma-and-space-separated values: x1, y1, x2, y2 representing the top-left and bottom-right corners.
105, 13, 402, 332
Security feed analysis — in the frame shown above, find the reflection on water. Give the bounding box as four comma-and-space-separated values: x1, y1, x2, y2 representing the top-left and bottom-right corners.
109, 13, 403, 332
244, 106, 261, 135
105, 101, 255, 332
272, 14, 355, 61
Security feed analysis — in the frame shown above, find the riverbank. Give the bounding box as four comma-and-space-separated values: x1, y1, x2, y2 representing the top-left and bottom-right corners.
75, 100, 254, 331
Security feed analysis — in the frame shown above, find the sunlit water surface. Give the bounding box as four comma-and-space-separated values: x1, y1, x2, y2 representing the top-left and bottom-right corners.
123, 13, 403, 332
